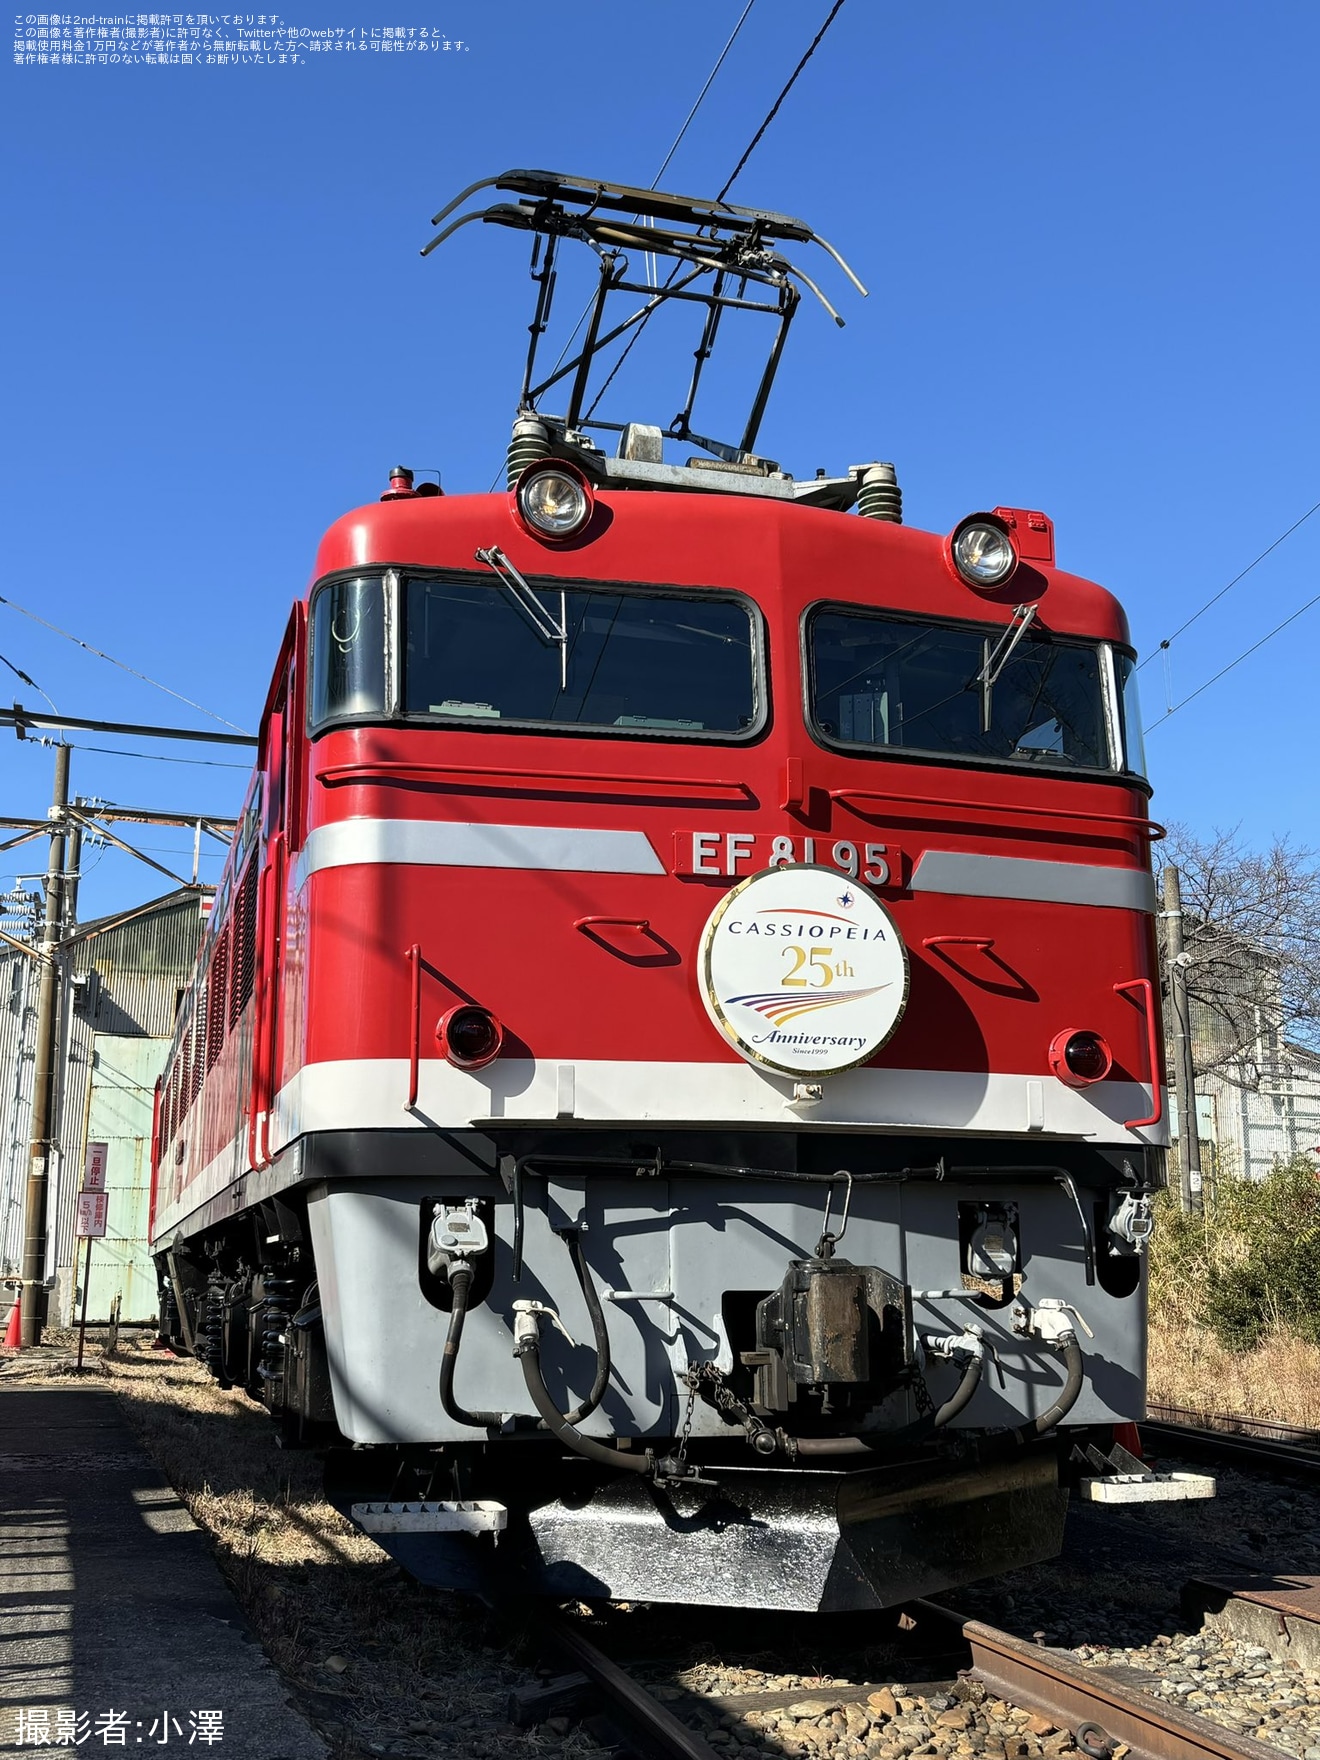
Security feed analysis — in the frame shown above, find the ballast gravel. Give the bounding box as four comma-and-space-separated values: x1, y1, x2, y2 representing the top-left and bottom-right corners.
655, 1677, 1106, 1760
1075, 1632, 1320, 1755
617, 1453, 1320, 1760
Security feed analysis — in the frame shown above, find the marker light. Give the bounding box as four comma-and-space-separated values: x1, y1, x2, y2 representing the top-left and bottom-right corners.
516, 465, 591, 539
437, 1005, 504, 1070
948, 516, 1018, 589
1049, 1029, 1113, 1087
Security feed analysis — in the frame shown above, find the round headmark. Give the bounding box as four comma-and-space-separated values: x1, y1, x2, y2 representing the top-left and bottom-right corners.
698, 865, 909, 1077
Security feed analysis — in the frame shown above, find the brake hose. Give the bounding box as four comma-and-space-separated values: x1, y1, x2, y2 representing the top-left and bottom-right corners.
792, 1346, 985, 1457
1024, 1331, 1084, 1436
554, 1231, 611, 1427
438, 1262, 504, 1430
515, 1318, 651, 1475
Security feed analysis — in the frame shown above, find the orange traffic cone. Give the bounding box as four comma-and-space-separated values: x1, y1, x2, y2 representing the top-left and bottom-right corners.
3, 1292, 21, 1349
1113, 1421, 1144, 1459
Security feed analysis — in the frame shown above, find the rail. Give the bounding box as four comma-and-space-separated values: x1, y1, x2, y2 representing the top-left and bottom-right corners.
943, 1606, 1284, 1760
526, 1605, 724, 1760
521, 1596, 1290, 1760
1145, 1403, 1320, 1448
1142, 1415, 1320, 1478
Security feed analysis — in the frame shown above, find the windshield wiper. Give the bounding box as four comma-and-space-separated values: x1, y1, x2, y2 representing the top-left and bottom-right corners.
475, 545, 569, 687
976, 602, 1038, 733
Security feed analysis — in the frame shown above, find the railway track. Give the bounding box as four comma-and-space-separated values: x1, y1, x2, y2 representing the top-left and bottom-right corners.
515, 1594, 1304, 1760
1142, 1411, 1320, 1479
939, 1606, 1289, 1760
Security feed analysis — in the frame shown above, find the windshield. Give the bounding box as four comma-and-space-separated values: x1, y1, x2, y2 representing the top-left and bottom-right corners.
402, 574, 759, 738
809, 607, 1113, 770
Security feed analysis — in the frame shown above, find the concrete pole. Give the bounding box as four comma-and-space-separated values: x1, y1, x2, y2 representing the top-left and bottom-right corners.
19, 744, 70, 1346
1162, 864, 1203, 1214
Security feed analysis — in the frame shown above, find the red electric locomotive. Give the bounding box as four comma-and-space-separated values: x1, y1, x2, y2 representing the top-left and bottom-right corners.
151, 174, 1170, 1611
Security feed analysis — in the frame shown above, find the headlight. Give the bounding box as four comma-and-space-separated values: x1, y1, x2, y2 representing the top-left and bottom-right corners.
516, 466, 590, 538
1049, 1029, 1113, 1087
437, 1005, 504, 1070
950, 517, 1018, 588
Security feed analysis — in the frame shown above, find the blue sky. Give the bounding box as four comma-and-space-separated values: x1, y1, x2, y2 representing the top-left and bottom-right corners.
2, 0, 1316, 919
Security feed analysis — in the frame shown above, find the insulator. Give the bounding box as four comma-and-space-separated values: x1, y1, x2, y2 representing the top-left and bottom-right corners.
506, 416, 550, 488
856, 463, 902, 524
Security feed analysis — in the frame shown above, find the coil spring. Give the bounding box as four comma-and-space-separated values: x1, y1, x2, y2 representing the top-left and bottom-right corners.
857, 464, 902, 524
259, 1276, 295, 1385
198, 1273, 227, 1380
160, 1284, 179, 1347
506, 417, 550, 488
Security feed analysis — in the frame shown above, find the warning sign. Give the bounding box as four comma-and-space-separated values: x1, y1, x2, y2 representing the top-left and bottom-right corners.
76, 1191, 108, 1238
83, 1141, 109, 1193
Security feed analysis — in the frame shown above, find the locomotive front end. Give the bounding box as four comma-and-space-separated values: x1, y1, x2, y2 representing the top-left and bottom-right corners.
271, 474, 1163, 1610
150, 172, 1175, 1613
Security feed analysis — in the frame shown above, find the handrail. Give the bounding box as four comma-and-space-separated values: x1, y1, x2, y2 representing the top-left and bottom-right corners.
318, 761, 753, 801
923, 935, 995, 950
248, 832, 285, 1172
832, 785, 1165, 840
148, 1078, 162, 1240
405, 943, 422, 1110
1113, 977, 1163, 1129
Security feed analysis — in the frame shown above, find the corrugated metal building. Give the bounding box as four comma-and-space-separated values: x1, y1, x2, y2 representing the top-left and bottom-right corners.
1198, 1047, 1320, 1182
0, 888, 205, 1325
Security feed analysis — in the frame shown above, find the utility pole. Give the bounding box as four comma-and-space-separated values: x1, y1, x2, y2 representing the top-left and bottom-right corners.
1162, 864, 1203, 1214
19, 744, 70, 1346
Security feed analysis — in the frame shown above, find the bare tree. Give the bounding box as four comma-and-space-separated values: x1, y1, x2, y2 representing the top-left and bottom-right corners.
1159, 826, 1320, 1086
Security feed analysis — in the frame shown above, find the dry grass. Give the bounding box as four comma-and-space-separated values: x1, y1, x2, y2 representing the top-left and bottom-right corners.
2, 1334, 593, 1760
1147, 1317, 1320, 1428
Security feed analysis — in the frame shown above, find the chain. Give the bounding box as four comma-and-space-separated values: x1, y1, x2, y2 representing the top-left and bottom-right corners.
674, 1370, 701, 1468
682, 1362, 773, 1448
910, 1361, 935, 1419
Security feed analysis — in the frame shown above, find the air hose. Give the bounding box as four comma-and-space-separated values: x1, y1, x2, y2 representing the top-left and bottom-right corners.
515, 1308, 652, 1475
554, 1231, 611, 1428
439, 1234, 610, 1434
1023, 1330, 1084, 1436
438, 1262, 504, 1430
792, 1343, 985, 1458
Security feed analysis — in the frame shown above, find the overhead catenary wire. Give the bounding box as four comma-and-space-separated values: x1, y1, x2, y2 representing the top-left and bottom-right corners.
714, 0, 847, 204
0, 591, 251, 734
651, 0, 759, 190
64, 741, 252, 771
1144, 587, 1320, 732
0, 648, 59, 714
583, 0, 850, 426
1136, 493, 1320, 673
486, 0, 763, 491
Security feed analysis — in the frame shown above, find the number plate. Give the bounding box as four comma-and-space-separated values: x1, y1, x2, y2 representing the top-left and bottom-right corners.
673, 830, 902, 886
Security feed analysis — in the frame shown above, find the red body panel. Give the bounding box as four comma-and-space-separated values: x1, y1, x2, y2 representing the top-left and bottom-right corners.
153, 487, 1162, 1235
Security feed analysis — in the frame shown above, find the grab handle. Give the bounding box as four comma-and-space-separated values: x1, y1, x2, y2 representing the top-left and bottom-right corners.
1113, 978, 1162, 1129
405, 943, 422, 1110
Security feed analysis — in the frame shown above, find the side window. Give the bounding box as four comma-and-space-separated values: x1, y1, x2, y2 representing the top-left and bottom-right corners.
263, 690, 285, 845
1114, 653, 1148, 777
310, 576, 387, 729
